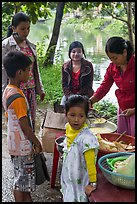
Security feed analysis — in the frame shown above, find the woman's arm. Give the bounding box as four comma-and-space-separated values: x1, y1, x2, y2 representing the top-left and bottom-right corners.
89, 64, 114, 105
122, 108, 135, 117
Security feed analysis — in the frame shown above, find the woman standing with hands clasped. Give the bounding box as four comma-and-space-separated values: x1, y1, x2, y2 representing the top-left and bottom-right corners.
2, 12, 45, 131
61, 41, 94, 105
89, 36, 135, 136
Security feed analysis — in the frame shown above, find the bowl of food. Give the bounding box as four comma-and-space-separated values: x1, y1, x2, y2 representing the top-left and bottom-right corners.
98, 152, 135, 189
89, 117, 107, 125
55, 135, 66, 154
89, 120, 117, 135
97, 133, 135, 159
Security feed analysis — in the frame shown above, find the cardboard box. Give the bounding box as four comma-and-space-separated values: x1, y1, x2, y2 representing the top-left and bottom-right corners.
41, 111, 67, 153
42, 128, 65, 153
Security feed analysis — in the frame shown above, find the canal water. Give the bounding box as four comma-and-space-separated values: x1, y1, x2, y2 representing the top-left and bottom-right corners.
28, 18, 118, 106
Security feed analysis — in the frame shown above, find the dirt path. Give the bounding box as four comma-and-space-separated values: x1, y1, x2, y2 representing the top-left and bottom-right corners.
2, 106, 63, 202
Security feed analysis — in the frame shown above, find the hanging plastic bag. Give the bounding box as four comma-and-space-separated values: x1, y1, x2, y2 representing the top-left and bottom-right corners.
34, 152, 50, 185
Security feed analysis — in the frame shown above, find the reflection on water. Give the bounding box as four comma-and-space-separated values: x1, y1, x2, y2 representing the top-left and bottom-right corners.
28, 20, 108, 63
93, 81, 118, 106
93, 60, 118, 106
28, 20, 117, 106
96, 34, 103, 53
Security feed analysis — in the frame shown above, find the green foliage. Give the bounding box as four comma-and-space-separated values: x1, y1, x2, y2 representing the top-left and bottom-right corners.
21, 2, 51, 24
2, 13, 12, 37
36, 38, 65, 105
101, 2, 126, 17
2, 2, 17, 15
94, 100, 117, 123
104, 19, 128, 38
39, 64, 63, 105
36, 35, 49, 67
54, 42, 65, 65
68, 16, 128, 38
2, 2, 52, 37
2, 2, 15, 37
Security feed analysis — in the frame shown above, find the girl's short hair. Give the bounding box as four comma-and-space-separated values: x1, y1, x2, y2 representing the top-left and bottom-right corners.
105, 36, 134, 61
65, 94, 89, 117
68, 41, 86, 58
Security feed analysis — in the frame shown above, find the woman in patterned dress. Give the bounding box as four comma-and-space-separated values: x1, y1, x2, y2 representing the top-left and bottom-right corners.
2, 12, 45, 131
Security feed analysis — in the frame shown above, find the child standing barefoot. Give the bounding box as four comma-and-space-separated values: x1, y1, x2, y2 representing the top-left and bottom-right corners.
61, 95, 99, 202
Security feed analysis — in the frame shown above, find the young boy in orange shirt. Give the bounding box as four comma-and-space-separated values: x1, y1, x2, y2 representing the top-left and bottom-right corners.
2, 51, 43, 202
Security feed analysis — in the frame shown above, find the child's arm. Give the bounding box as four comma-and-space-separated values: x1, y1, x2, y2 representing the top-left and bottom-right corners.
84, 149, 97, 196
19, 116, 42, 153
84, 149, 97, 182
11, 97, 42, 153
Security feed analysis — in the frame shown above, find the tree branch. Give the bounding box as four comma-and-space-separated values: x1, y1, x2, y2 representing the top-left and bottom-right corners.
102, 8, 128, 24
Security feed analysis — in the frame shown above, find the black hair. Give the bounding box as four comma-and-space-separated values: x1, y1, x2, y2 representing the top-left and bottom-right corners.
7, 12, 30, 37
68, 41, 86, 59
65, 94, 89, 117
105, 36, 134, 62
3, 51, 32, 78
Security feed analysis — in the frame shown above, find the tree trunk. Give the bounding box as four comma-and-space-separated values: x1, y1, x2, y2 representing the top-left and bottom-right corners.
44, 2, 65, 67
127, 2, 134, 49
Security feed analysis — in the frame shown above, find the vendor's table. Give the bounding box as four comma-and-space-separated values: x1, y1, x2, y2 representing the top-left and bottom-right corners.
89, 173, 135, 202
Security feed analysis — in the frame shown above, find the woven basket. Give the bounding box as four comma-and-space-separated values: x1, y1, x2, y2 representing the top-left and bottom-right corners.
98, 152, 135, 189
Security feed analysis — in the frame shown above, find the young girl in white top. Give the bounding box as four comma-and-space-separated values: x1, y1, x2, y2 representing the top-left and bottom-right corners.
61, 94, 99, 202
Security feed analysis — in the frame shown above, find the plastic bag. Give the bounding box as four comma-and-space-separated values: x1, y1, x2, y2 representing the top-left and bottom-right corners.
34, 152, 50, 185
113, 154, 135, 176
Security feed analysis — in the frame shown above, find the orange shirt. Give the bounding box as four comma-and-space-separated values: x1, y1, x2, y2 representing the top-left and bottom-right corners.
2, 84, 33, 156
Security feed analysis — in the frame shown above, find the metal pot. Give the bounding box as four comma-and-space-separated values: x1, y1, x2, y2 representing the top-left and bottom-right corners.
55, 135, 66, 154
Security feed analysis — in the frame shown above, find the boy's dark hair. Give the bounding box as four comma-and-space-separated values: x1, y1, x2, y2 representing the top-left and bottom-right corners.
68, 41, 86, 58
65, 94, 89, 117
3, 51, 32, 78
105, 36, 134, 62
7, 12, 30, 37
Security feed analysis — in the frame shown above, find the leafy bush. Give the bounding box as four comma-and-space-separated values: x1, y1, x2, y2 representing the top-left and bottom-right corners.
39, 64, 63, 105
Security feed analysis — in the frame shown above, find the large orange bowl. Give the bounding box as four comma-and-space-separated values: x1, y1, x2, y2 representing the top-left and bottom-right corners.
97, 133, 135, 159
